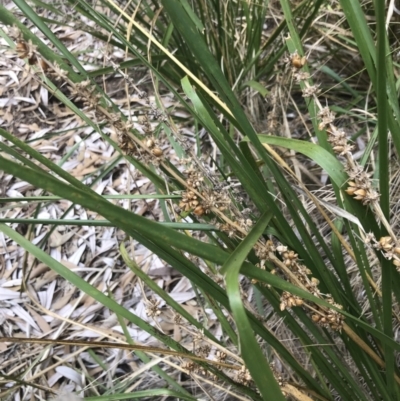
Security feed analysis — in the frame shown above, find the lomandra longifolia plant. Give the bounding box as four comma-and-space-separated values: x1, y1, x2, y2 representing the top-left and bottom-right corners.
0, 0, 400, 400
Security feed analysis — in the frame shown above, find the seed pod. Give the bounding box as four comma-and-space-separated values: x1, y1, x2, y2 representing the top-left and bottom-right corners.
379, 236, 393, 251
291, 54, 307, 69
345, 182, 357, 196
332, 145, 345, 153
146, 138, 155, 148
152, 147, 163, 157
295, 298, 303, 306
353, 189, 366, 200
311, 314, 320, 322
311, 277, 320, 285
193, 205, 204, 216
16, 40, 28, 58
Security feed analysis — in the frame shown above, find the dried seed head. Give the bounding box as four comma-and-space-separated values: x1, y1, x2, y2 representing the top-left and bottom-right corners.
216, 351, 227, 362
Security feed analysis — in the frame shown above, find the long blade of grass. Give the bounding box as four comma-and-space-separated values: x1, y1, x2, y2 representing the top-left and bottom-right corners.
0, 218, 216, 231
221, 210, 286, 401
84, 389, 197, 400
253, 135, 347, 187
375, 0, 395, 395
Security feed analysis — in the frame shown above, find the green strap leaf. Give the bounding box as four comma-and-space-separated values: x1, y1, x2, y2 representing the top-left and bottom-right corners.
222, 210, 286, 401
245, 135, 348, 188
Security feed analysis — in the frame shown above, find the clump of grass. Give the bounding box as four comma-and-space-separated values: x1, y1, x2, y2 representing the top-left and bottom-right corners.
0, 0, 400, 400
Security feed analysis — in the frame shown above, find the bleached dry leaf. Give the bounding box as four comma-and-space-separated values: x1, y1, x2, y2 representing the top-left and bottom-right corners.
49, 231, 76, 247
55, 366, 83, 386
25, 304, 51, 333
0, 287, 28, 301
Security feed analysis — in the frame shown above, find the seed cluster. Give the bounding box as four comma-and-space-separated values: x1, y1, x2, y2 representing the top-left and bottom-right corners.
16, 37, 49, 71
178, 167, 233, 218
260, 240, 345, 331
366, 235, 400, 271
291, 51, 400, 276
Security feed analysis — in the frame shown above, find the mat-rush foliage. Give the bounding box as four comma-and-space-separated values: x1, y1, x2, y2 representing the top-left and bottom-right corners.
0, 0, 400, 400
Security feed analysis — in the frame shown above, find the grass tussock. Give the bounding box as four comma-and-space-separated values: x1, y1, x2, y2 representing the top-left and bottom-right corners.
0, 0, 400, 400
